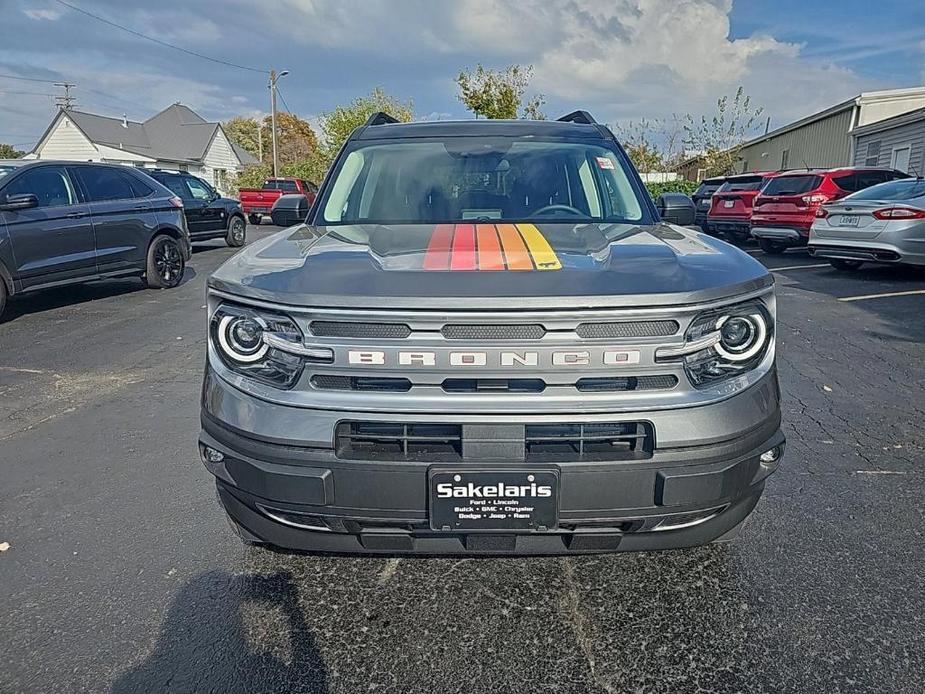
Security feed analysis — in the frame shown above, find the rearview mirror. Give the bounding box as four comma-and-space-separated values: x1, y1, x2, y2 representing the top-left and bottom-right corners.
656, 193, 696, 227
0, 193, 39, 211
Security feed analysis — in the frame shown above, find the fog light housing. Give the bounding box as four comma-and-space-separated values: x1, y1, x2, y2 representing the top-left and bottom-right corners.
203, 446, 225, 463
760, 447, 781, 464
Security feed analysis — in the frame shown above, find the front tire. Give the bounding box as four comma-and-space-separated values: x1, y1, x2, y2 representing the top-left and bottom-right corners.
145, 235, 185, 289
0, 279, 7, 322
758, 239, 786, 255
829, 258, 864, 272
226, 216, 246, 247
248, 214, 262, 226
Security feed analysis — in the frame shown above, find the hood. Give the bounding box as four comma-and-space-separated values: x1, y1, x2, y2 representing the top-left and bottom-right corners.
209, 222, 772, 309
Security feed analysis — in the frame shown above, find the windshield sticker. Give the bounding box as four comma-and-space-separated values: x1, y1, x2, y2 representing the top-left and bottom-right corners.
596, 157, 615, 170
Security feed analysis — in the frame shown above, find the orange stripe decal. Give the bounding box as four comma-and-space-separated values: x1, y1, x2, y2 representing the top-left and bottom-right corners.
476, 224, 505, 270
450, 223, 477, 270
496, 223, 533, 270
423, 224, 454, 270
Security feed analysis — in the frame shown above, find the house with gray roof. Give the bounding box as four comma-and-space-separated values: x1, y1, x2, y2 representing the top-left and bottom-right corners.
27, 103, 258, 194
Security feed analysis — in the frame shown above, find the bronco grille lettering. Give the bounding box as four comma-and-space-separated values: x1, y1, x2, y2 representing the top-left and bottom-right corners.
345, 349, 640, 368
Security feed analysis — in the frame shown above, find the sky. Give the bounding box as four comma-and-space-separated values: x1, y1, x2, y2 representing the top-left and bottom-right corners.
3, 0, 925, 151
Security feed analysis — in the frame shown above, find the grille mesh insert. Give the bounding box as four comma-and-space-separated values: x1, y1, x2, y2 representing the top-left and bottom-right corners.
310, 321, 411, 339
312, 375, 412, 392
576, 375, 678, 392
576, 320, 679, 339
525, 422, 654, 461
441, 324, 546, 340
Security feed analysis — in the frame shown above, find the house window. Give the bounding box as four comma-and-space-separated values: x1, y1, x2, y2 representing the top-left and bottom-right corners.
865, 140, 881, 166
741, 160, 748, 173
695, 168, 706, 181
890, 144, 912, 173
214, 168, 228, 191
781, 149, 789, 169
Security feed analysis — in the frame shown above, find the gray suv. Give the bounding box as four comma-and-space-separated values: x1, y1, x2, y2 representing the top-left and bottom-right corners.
200, 111, 784, 555
0, 161, 190, 319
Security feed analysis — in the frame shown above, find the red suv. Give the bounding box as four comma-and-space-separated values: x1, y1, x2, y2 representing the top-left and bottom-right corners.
751, 167, 908, 253
707, 172, 779, 243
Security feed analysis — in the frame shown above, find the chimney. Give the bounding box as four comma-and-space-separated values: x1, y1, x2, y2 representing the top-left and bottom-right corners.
121, 114, 128, 128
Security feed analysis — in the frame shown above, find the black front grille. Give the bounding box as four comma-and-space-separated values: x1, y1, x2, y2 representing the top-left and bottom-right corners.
525, 422, 653, 461
310, 321, 411, 339
575, 320, 678, 339
441, 324, 546, 340
336, 422, 462, 461
576, 375, 678, 392
312, 375, 412, 392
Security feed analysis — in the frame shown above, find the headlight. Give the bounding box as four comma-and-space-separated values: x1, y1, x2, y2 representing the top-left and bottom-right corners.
210, 304, 330, 388
658, 301, 773, 388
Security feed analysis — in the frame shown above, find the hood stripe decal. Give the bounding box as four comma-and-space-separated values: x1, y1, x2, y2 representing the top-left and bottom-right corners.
516, 223, 563, 270
450, 223, 477, 270
423, 223, 454, 270
496, 224, 534, 270
476, 224, 505, 270
422, 223, 560, 271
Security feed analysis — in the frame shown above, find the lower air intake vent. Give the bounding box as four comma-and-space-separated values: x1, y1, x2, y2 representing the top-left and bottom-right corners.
336, 422, 462, 461
576, 320, 679, 339
525, 422, 653, 461
312, 375, 412, 392
310, 321, 411, 339
576, 375, 678, 392
441, 324, 546, 340
442, 378, 545, 393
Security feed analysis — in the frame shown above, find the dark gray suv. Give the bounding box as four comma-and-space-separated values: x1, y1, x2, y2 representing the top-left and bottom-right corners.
0, 161, 190, 319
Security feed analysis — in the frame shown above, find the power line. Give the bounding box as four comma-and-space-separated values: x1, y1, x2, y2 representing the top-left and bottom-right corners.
54, 0, 268, 74
0, 90, 56, 98
276, 86, 293, 115
0, 73, 59, 84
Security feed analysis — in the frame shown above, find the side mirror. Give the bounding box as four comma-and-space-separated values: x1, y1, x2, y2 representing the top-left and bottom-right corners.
656, 193, 696, 227
0, 193, 39, 212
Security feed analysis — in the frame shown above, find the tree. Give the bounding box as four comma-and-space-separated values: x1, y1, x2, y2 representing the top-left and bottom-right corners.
224, 113, 320, 168
613, 116, 686, 173
683, 87, 763, 177
223, 116, 261, 159
455, 64, 546, 120
0, 143, 24, 159
319, 88, 414, 158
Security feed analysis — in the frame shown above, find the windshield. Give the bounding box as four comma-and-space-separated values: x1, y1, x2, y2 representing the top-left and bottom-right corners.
264, 179, 298, 192
844, 178, 925, 202
718, 176, 764, 192
761, 175, 821, 196
319, 139, 646, 225
0, 165, 16, 180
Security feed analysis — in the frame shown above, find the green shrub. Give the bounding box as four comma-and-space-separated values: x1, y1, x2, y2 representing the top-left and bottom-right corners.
645, 179, 698, 201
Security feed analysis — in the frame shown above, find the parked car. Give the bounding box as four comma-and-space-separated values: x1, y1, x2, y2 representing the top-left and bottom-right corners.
707, 172, 778, 243
751, 167, 908, 254
239, 177, 317, 225
145, 170, 246, 247
692, 176, 726, 233
809, 177, 925, 269
270, 193, 311, 227
0, 161, 190, 320
200, 110, 783, 555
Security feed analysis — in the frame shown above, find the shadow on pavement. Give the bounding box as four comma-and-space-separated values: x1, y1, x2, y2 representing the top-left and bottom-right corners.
111, 571, 328, 694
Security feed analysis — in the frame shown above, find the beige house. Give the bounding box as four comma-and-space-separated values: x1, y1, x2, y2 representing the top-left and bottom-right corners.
27, 103, 257, 194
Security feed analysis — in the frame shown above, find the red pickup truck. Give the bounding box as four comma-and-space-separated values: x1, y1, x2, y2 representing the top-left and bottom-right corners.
239, 178, 318, 225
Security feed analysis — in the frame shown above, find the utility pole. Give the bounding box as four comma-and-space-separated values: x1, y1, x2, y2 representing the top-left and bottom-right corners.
268, 69, 289, 178
257, 122, 263, 163
54, 82, 76, 110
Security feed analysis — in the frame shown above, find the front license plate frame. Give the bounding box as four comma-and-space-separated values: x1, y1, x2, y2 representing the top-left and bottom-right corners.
428, 469, 560, 532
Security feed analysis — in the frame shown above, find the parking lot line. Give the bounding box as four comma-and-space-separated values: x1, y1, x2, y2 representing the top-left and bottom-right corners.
838, 288, 925, 302
771, 263, 830, 272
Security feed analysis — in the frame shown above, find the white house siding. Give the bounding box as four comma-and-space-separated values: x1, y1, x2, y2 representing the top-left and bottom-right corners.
201, 128, 241, 194
853, 117, 925, 175
96, 144, 155, 165
737, 107, 856, 172
856, 93, 925, 128
36, 115, 99, 160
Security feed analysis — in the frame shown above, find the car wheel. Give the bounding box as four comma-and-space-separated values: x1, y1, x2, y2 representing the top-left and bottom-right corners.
0, 279, 6, 321
829, 258, 864, 272
145, 235, 186, 289
248, 214, 262, 226
226, 216, 246, 247
758, 239, 786, 255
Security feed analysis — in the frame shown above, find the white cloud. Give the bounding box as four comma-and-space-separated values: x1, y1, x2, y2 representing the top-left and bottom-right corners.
23, 8, 61, 21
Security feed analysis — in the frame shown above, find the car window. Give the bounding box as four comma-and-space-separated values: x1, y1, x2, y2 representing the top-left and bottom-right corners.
125, 172, 154, 198
694, 180, 723, 197
320, 139, 644, 225
854, 171, 891, 191
761, 175, 822, 196
0, 165, 16, 181
74, 167, 141, 201
3, 166, 76, 208
844, 178, 925, 201
718, 176, 764, 192
263, 179, 298, 192
152, 173, 189, 198
185, 176, 214, 201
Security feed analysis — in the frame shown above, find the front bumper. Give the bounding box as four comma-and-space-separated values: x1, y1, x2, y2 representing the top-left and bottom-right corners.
199, 367, 784, 554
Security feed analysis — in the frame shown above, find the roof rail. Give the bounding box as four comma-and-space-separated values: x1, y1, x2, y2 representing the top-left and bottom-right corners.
364, 112, 399, 127
557, 110, 597, 125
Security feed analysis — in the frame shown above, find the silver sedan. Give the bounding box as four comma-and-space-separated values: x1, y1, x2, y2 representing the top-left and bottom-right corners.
809, 178, 925, 270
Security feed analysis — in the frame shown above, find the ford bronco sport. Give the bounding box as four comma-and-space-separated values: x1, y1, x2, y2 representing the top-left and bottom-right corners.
199, 111, 784, 555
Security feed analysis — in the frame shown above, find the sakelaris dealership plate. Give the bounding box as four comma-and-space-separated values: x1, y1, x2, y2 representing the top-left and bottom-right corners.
429, 469, 559, 532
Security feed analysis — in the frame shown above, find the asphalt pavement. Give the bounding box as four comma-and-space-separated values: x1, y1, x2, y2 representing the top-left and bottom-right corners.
1, 226, 923, 693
